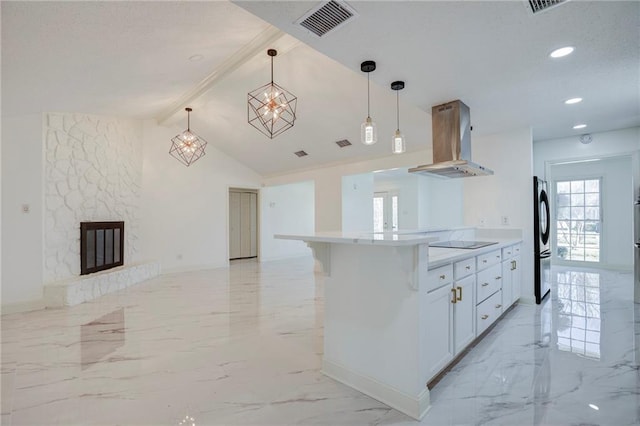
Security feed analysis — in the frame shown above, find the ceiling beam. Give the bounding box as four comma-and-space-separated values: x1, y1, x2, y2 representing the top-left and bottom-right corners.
156, 26, 286, 125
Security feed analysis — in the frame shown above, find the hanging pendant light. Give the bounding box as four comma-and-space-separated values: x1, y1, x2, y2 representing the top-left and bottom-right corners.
169, 107, 208, 167
360, 60, 377, 145
247, 49, 297, 139
391, 81, 406, 154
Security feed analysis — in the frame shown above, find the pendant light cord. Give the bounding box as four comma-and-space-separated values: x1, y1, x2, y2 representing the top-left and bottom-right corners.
271, 55, 274, 84
367, 72, 371, 118
187, 109, 190, 131
396, 91, 400, 131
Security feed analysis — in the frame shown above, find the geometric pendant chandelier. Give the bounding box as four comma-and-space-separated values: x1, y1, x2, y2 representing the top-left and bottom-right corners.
169, 107, 208, 167
247, 49, 297, 139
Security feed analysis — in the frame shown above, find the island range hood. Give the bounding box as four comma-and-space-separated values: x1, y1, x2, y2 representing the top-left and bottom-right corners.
409, 100, 493, 178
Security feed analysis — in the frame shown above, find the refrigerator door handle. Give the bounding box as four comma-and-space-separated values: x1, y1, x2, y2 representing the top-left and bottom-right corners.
635, 242, 640, 249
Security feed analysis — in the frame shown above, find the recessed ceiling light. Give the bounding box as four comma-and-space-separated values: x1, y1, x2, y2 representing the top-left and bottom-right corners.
573, 124, 587, 129
565, 97, 583, 105
550, 46, 574, 58
189, 54, 204, 62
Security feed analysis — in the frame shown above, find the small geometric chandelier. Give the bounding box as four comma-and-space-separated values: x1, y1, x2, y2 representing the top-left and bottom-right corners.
360, 60, 377, 146
247, 49, 297, 139
169, 107, 208, 167
391, 81, 406, 154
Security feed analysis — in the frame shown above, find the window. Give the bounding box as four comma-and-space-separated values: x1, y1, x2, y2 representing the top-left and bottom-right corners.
555, 179, 601, 262
373, 192, 399, 232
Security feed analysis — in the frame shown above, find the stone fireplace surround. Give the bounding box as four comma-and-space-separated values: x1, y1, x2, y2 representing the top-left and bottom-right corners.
43, 113, 160, 307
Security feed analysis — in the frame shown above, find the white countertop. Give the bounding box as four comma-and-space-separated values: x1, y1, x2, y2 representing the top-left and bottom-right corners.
428, 238, 522, 268
275, 231, 439, 246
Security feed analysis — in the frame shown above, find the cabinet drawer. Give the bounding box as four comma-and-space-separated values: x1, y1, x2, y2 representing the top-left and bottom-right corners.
476, 263, 502, 304
427, 264, 453, 292
502, 244, 522, 259
513, 244, 521, 256
476, 290, 502, 336
454, 257, 476, 279
477, 250, 502, 270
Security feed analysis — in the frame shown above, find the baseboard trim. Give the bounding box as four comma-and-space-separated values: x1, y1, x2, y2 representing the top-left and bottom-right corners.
322, 358, 430, 420
1, 299, 45, 315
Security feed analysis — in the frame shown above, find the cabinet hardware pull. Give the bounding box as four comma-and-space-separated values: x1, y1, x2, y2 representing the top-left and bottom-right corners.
496, 255, 500, 259
466, 265, 471, 270
495, 276, 502, 280
511, 260, 516, 271
482, 282, 489, 287
483, 260, 487, 263
495, 304, 502, 308
481, 314, 489, 320
457, 286, 462, 301
451, 288, 457, 304
440, 274, 446, 280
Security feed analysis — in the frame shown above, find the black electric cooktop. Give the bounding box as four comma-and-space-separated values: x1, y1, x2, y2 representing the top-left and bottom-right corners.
429, 240, 498, 249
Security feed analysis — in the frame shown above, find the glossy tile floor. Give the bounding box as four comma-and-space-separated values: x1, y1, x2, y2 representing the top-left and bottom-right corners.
1, 257, 639, 425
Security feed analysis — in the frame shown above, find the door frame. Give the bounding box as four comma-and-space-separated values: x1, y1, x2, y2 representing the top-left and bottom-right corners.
227, 186, 260, 264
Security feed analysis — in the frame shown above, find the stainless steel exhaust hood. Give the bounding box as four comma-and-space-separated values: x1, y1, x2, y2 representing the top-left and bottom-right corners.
409, 100, 493, 178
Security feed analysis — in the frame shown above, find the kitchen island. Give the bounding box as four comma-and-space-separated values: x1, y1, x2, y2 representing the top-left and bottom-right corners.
276, 228, 522, 420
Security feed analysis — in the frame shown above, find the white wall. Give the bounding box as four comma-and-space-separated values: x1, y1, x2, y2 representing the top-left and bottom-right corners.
1, 114, 44, 307
260, 181, 314, 261
373, 172, 464, 230
464, 127, 535, 303
43, 113, 143, 282
139, 120, 262, 273
549, 156, 633, 269
264, 150, 434, 232
342, 173, 374, 233
534, 127, 640, 177
418, 175, 464, 229
374, 172, 420, 230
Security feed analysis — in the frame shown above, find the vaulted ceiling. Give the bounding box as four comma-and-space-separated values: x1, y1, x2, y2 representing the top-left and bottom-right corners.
3, 1, 638, 176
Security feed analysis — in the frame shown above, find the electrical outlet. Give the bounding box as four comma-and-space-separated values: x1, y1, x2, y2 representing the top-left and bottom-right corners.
21, 204, 30, 213
501, 216, 510, 226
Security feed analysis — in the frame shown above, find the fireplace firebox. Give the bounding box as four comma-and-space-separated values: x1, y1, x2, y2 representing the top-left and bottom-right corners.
80, 221, 124, 275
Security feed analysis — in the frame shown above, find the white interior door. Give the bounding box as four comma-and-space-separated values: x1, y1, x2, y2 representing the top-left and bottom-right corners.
229, 190, 258, 260
373, 192, 399, 232
229, 192, 241, 259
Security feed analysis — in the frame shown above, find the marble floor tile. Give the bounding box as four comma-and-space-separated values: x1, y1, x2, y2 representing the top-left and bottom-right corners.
1, 258, 639, 425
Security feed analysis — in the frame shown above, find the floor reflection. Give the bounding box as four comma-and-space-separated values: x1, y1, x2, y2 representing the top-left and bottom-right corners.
81, 308, 125, 369
554, 270, 601, 359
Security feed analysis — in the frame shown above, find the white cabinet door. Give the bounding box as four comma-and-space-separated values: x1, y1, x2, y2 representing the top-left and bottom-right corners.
501, 260, 513, 309
453, 274, 475, 354
425, 284, 454, 380
512, 254, 521, 303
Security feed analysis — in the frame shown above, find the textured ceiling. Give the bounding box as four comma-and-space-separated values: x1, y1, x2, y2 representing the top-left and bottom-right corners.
3, 1, 639, 176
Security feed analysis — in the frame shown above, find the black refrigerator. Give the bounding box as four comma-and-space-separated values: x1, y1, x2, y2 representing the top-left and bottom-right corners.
533, 176, 551, 304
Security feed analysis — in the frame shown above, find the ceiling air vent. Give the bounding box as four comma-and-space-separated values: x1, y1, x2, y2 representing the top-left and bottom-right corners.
335, 139, 352, 148
296, 1, 358, 37
294, 150, 308, 157
527, 0, 568, 14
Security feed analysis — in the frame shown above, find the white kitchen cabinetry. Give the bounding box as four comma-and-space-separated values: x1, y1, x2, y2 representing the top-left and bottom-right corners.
501, 244, 522, 307
424, 282, 454, 380
475, 249, 503, 336
453, 274, 476, 353
425, 258, 476, 381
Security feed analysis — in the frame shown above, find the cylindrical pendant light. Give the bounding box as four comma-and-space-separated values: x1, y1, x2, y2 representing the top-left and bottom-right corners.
391, 81, 406, 154
360, 60, 377, 145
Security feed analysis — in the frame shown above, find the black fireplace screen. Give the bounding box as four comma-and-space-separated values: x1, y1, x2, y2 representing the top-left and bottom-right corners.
80, 221, 124, 275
